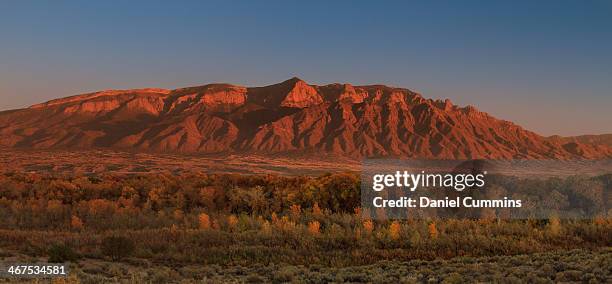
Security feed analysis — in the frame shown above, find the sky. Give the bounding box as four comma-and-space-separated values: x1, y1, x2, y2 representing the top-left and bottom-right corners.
0, 0, 610, 136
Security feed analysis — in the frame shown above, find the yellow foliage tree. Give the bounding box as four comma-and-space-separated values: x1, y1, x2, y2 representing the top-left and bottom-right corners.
308, 221, 321, 235
594, 215, 607, 226
389, 221, 401, 240
428, 222, 438, 239
548, 215, 561, 235
279, 216, 295, 231
198, 213, 211, 230
290, 204, 301, 221
363, 220, 374, 234
227, 215, 239, 231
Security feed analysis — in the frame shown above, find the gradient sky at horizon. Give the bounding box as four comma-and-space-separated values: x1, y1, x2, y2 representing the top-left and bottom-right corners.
1, 0, 610, 136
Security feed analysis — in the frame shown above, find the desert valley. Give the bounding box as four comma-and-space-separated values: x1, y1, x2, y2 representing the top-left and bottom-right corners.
0, 78, 610, 283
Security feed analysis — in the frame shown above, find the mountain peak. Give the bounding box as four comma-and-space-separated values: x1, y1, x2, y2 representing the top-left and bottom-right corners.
284, 76, 305, 84
246, 77, 323, 108
280, 78, 322, 108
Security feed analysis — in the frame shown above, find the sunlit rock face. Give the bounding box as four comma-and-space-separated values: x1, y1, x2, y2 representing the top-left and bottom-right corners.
0, 78, 609, 159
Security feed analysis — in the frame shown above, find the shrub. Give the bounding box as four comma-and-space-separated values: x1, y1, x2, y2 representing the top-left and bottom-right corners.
273, 266, 299, 282
312, 202, 323, 216
101, 236, 135, 261
70, 215, 84, 230
442, 272, 464, 284
246, 274, 266, 283
212, 219, 221, 230
48, 243, 78, 263
173, 209, 184, 221
261, 221, 272, 235
410, 231, 422, 246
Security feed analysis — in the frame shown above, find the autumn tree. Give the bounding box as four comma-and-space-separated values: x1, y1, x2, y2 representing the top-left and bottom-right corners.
198, 213, 211, 229
308, 221, 321, 235
70, 215, 83, 231
389, 221, 401, 240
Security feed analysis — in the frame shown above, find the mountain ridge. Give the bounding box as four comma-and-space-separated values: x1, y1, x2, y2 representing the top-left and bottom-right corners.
547, 134, 612, 147
1, 77, 610, 159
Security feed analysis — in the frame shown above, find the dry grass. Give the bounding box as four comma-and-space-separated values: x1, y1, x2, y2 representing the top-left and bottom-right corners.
1, 248, 609, 283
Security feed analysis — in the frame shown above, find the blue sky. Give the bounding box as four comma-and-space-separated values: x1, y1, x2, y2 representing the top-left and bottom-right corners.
1, 0, 610, 135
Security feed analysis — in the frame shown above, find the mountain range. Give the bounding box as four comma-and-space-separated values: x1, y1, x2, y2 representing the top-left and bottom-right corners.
0, 77, 610, 159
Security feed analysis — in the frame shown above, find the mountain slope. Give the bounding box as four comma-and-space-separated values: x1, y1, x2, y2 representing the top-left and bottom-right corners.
0, 78, 610, 159
547, 134, 612, 147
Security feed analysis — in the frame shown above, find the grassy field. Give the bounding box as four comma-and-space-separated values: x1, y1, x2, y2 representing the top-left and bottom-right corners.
1, 248, 610, 283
